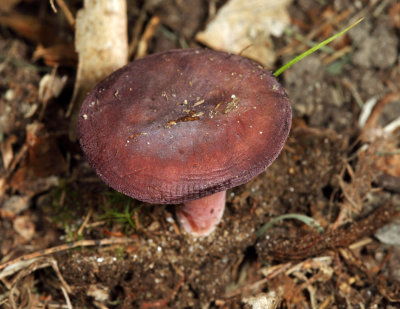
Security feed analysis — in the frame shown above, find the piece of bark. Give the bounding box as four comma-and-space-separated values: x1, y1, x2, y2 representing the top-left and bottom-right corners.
68, 0, 128, 140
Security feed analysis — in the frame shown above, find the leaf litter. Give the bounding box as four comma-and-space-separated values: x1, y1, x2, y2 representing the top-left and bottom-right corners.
0, 0, 400, 308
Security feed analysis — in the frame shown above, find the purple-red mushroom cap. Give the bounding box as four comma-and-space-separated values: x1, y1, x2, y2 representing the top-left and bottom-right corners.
78, 49, 292, 236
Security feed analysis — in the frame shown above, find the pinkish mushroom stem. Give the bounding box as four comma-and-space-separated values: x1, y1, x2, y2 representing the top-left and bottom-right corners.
176, 191, 226, 236
79, 49, 292, 238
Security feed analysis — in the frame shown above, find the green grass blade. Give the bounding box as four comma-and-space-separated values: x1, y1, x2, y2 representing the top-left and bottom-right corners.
256, 213, 324, 238
273, 17, 364, 77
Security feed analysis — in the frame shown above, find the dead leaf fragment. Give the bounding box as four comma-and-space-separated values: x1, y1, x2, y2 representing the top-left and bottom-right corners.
10, 122, 66, 195
13, 214, 35, 241
1, 195, 30, 219
1, 134, 17, 169
38, 73, 68, 103
242, 291, 280, 309
33, 44, 78, 67
196, 0, 292, 68
87, 284, 110, 302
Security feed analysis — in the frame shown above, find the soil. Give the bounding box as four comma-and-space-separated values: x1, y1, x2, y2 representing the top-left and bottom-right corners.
1, 0, 400, 308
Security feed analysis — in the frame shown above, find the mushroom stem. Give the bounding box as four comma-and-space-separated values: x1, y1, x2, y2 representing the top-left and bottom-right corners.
176, 191, 226, 236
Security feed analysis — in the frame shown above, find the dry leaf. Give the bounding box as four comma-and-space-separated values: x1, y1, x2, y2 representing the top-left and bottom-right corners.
196, 0, 292, 68
242, 292, 280, 309
0, 134, 17, 169
33, 43, 78, 67
87, 284, 110, 302
38, 73, 68, 103
13, 214, 35, 241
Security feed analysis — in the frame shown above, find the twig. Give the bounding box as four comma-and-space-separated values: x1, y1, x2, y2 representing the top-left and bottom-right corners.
373, 0, 394, 17
358, 97, 379, 128
342, 78, 365, 108
60, 285, 73, 309
0, 291, 9, 306
363, 93, 400, 130
0, 237, 137, 274
339, 248, 400, 302
277, 8, 353, 58
128, 7, 147, 59
258, 203, 396, 261
135, 16, 161, 59
77, 208, 93, 236
305, 8, 354, 42
49, 0, 57, 13
8, 257, 71, 309
49, 0, 75, 27
322, 45, 352, 65
226, 262, 292, 298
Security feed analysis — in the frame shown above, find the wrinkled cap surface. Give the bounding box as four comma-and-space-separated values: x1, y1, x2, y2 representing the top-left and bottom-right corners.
78, 49, 292, 204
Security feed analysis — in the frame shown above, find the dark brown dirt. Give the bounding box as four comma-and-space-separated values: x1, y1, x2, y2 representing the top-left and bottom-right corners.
1, 0, 400, 308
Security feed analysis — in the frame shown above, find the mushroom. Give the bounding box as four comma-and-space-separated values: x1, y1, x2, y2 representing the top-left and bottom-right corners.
78, 49, 291, 236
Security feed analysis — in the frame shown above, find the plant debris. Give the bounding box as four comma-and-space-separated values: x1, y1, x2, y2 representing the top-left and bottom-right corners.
0, 0, 399, 307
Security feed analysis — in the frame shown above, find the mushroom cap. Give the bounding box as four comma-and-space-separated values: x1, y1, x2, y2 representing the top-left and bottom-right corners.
78, 49, 291, 204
